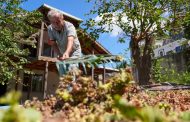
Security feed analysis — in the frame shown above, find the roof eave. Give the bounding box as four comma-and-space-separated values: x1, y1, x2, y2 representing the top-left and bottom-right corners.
38, 4, 83, 23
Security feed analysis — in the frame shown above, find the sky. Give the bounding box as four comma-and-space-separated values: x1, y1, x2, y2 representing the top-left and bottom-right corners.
21, 0, 130, 60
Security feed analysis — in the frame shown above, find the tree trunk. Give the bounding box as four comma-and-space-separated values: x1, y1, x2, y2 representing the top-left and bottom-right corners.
137, 54, 152, 85
131, 35, 153, 85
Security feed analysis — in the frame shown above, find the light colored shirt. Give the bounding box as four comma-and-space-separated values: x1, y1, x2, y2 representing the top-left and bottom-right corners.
47, 21, 81, 57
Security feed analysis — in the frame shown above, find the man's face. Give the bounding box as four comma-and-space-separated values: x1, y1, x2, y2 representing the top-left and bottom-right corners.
49, 16, 64, 31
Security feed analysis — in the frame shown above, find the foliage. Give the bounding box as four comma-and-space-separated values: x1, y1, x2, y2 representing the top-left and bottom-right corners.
152, 58, 190, 84
180, 112, 190, 122
0, 91, 42, 122
24, 69, 133, 118
116, 60, 129, 69
114, 95, 166, 122
183, 10, 190, 39
152, 58, 162, 82
0, 0, 42, 84
21, 68, 190, 122
55, 68, 132, 104
85, 0, 190, 43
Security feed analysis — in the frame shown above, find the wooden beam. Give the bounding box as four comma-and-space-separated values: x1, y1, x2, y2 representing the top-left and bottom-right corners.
103, 62, 106, 84
24, 59, 57, 72
37, 21, 44, 59
91, 45, 95, 81
15, 71, 19, 91
91, 66, 94, 81
27, 74, 32, 100
43, 61, 49, 99
82, 48, 92, 55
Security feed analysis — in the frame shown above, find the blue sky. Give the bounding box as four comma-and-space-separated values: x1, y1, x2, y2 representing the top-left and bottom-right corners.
21, 0, 130, 59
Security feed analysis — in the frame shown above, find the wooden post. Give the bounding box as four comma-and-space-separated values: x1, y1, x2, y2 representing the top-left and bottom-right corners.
103, 62, 106, 84
15, 71, 19, 91
91, 66, 94, 81
27, 74, 32, 100
91, 44, 95, 81
43, 61, 49, 99
37, 21, 44, 59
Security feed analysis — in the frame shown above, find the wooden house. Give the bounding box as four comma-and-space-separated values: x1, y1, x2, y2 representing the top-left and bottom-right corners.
7, 4, 119, 102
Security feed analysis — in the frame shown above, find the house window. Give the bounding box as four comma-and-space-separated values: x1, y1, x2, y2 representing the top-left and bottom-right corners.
158, 49, 165, 57
32, 74, 43, 92
23, 74, 44, 92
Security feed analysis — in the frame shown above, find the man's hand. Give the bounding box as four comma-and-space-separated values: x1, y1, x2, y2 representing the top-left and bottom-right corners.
58, 52, 69, 60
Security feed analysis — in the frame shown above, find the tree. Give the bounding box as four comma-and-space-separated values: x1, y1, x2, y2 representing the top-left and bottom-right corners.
0, 0, 42, 84
183, 10, 190, 39
84, 0, 190, 85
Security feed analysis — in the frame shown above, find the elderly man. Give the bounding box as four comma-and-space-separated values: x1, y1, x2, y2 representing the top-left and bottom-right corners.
47, 9, 81, 60
47, 10, 82, 76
